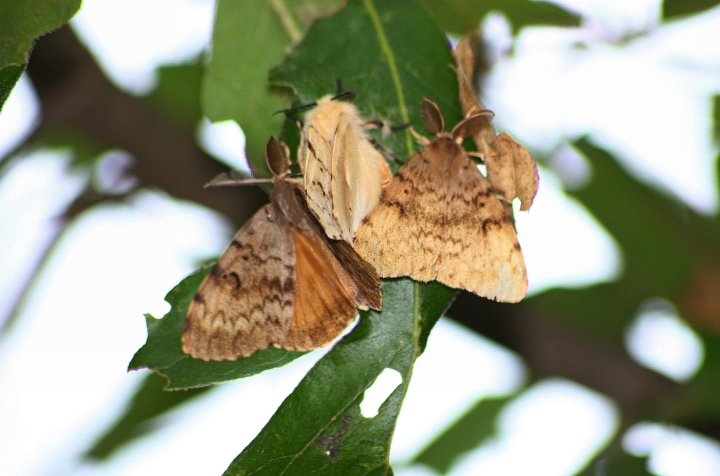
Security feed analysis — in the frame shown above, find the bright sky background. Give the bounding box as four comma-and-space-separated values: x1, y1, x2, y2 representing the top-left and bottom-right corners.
1, 0, 720, 475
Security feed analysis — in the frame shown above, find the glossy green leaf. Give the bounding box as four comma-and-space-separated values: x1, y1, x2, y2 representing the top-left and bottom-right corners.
0, 64, 24, 111
663, 0, 720, 20
129, 267, 306, 390
270, 0, 464, 163
413, 395, 514, 473
0, 0, 81, 109
223, 279, 456, 476
417, 0, 580, 36
84, 372, 210, 460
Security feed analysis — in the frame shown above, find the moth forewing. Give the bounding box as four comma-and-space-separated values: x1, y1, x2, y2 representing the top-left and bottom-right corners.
303, 125, 343, 240
182, 201, 295, 360
300, 94, 390, 243
331, 113, 387, 242
182, 137, 381, 361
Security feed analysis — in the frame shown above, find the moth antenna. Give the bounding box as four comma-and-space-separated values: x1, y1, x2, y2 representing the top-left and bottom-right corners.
333, 79, 355, 102
331, 90, 355, 102
451, 110, 495, 141
266, 136, 291, 177
420, 97, 445, 134
274, 101, 319, 118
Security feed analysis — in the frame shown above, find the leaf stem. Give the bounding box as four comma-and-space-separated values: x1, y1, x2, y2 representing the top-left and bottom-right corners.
268, 0, 302, 43
362, 0, 414, 154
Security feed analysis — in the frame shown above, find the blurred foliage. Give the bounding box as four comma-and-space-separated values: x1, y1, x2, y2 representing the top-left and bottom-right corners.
417, 0, 580, 35
84, 372, 209, 460
714, 95, 720, 143
414, 396, 514, 473
7, 0, 720, 474
147, 63, 205, 131
663, 0, 720, 19
0, 0, 81, 108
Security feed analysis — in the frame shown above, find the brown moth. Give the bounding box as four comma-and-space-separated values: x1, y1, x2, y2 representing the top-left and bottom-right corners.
299, 94, 392, 244
182, 137, 382, 361
354, 98, 528, 303
453, 34, 539, 212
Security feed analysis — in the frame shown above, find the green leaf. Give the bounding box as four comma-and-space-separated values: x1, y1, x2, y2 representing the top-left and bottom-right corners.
223, 279, 457, 476
202, 0, 342, 175
413, 395, 514, 473
270, 0, 464, 163
0, 64, 24, 111
0, 0, 81, 109
579, 451, 650, 476
146, 63, 205, 131
416, 0, 580, 36
663, 0, 720, 20
713, 95, 720, 143
202, 0, 287, 176
84, 372, 210, 460
129, 267, 306, 390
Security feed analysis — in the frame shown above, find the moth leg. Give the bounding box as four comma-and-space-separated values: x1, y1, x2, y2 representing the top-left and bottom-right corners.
409, 126, 431, 146
366, 136, 397, 163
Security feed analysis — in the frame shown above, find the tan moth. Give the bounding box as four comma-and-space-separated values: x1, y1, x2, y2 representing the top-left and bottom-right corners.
354, 98, 528, 302
182, 137, 382, 361
299, 94, 391, 243
453, 33, 539, 212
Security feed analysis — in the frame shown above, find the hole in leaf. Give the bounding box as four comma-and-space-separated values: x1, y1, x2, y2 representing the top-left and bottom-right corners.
360, 368, 402, 418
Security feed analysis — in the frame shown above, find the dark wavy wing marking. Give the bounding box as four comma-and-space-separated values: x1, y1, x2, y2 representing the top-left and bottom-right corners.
354, 144, 448, 280
182, 204, 296, 360
438, 144, 527, 302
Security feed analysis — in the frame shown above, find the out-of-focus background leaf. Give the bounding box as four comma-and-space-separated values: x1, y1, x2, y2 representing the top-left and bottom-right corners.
417, 0, 580, 35
0, 0, 82, 107
663, 0, 720, 19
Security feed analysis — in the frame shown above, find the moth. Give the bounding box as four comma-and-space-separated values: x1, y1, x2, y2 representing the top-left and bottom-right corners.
182, 137, 382, 361
453, 33, 539, 212
354, 98, 528, 303
299, 94, 392, 243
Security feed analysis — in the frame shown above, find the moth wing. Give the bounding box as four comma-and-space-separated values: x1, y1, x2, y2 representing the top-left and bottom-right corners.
354, 148, 445, 281
324, 238, 382, 311
182, 205, 296, 360
278, 229, 360, 350
303, 125, 343, 240
331, 113, 386, 242
437, 153, 528, 302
